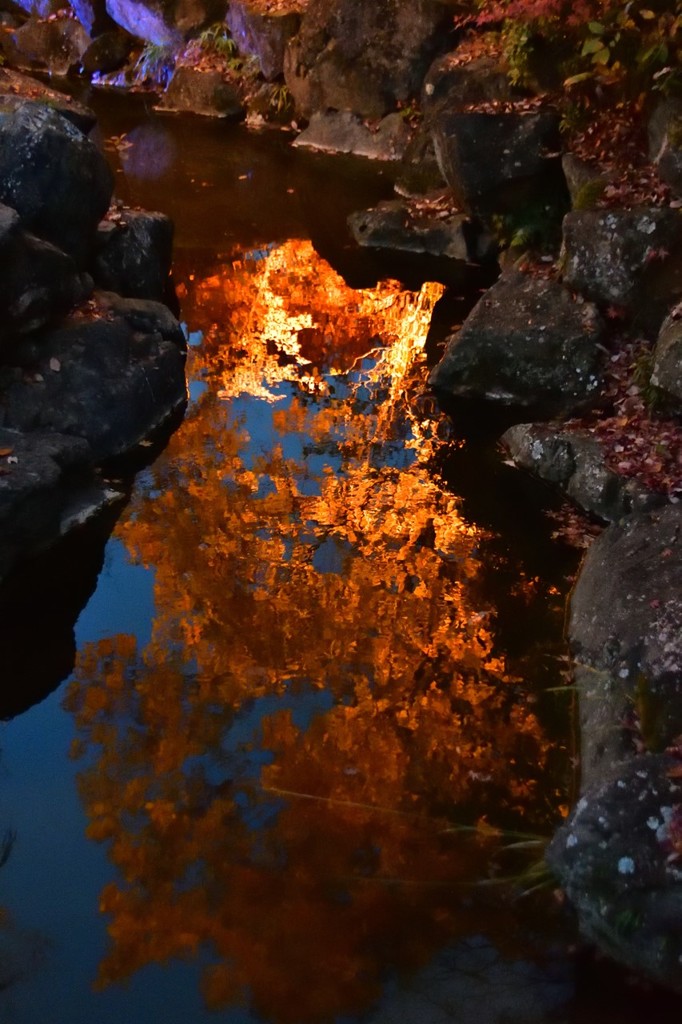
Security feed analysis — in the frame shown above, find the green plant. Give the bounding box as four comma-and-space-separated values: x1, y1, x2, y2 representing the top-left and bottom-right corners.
133, 42, 176, 88
493, 196, 565, 253
268, 82, 293, 115
198, 22, 238, 59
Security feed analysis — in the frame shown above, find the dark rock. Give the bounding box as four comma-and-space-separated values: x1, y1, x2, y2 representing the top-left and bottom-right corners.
292, 110, 410, 160
0, 67, 96, 132
81, 28, 133, 75
649, 97, 682, 198
422, 50, 513, 118
4, 14, 91, 75
561, 207, 682, 325
348, 198, 494, 262
429, 269, 604, 416
0, 309, 187, 462
0, 207, 91, 343
226, 0, 300, 81
283, 0, 453, 121
70, 0, 116, 36
652, 305, 682, 406
94, 209, 173, 302
157, 66, 244, 117
547, 754, 682, 995
432, 109, 563, 215
501, 423, 663, 523
0, 103, 114, 266
5, 0, 60, 19
94, 290, 185, 347
105, 0, 226, 45
0, 426, 123, 585
569, 504, 682, 786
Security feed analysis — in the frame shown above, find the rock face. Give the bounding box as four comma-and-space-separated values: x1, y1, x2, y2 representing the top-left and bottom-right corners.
157, 66, 244, 117
501, 423, 662, 523
649, 97, 682, 198
105, 0, 225, 45
0, 299, 186, 462
561, 207, 682, 322
284, 0, 453, 120
94, 209, 174, 301
81, 29, 133, 75
226, 0, 300, 81
547, 504, 682, 993
348, 199, 494, 262
422, 51, 513, 119
429, 269, 604, 416
432, 110, 563, 215
0, 103, 113, 266
0, 68, 97, 133
292, 110, 410, 160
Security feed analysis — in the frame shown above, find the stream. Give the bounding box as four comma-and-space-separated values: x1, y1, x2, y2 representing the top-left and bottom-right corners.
0, 89, 680, 1023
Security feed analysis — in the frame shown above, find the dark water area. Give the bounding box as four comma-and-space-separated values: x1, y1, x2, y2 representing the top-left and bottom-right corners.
0, 88, 681, 1023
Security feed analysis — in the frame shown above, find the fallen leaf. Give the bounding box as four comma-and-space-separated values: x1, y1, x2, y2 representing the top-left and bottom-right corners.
49, 357, 61, 372
0, 447, 13, 457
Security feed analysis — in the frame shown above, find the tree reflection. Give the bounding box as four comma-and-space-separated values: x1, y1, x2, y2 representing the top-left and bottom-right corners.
65, 240, 566, 1020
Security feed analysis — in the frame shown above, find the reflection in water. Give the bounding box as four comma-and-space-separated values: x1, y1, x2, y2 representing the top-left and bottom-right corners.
65, 241, 569, 1020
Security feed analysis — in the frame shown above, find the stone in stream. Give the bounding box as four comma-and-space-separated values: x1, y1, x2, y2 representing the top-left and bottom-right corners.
293, 110, 410, 161
348, 198, 495, 263
429, 268, 604, 417
0, 66, 97, 133
157, 66, 244, 118
548, 503, 682, 994
3, 14, 91, 76
94, 209, 174, 303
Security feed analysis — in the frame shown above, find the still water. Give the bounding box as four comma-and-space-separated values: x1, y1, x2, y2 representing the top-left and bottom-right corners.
0, 92, 678, 1022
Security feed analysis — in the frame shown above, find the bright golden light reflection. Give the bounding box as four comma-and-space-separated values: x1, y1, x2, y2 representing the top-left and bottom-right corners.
65, 240, 567, 1021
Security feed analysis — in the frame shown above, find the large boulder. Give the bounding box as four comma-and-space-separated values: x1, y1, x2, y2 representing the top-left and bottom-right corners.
428, 269, 604, 416
500, 423, 663, 523
94, 209, 173, 302
348, 198, 494, 262
4, 15, 91, 76
0, 203, 91, 344
0, 103, 113, 266
422, 50, 514, 119
226, 0, 300, 81
292, 110, 410, 160
105, 0, 226, 44
0, 300, 186, 462
81, 28, 133, 75
156, 66, 244, 117
431, 110, 563, 215
561, 207, 682, 327
283, 0, 453, 121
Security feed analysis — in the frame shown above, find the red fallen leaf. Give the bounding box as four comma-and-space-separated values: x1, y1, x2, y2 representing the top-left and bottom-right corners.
0, 447, 12, 457
667, 764, 682, 778
662, 548, 673, 558
650, 599, 661, 608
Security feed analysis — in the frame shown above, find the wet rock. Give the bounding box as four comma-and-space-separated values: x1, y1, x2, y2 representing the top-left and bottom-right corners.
501, 423, 663, 523
0, 103, 113, 266
429, 269, 604, 416
157, 66, 244, 118
649, 97, 682, 198
348, 198, 494, 262
226, 0, 300, 81
561, 207, 682, 327
105, 0, 226, 44
95, 289, 185, 346
0, 307, 187, 462
70, 0, 116, 36
0, 67, 96, 132
292, 110, 410, 161
283, 0, 453, 121
547, 754, 682, 995
561, 153, 606, 210
81, 28, 133, 75
652, 306, 682, 408
4, 14, 91, 75
0, 426, 123, 584
422, 49, 513, 118
94, 209, 173, 302
0, 203, 91, 344
432, 110, 563, 215
569, 503, 682, 787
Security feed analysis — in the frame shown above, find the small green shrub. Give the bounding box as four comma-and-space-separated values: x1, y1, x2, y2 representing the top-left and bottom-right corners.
133, 42, 176, 88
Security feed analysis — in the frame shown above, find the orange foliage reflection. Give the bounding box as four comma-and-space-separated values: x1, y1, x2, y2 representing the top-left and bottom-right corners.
66, 240, 564, 1021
